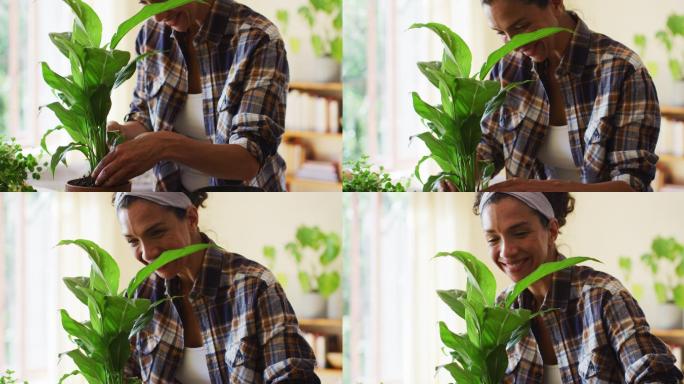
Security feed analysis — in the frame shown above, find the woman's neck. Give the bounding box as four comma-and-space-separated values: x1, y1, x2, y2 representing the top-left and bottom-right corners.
528, 249, 559, 307
547, 12, 578, 71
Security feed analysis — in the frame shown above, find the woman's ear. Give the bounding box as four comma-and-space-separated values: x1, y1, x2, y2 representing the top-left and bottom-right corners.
548, 218, 560, 244
186, 206, 200, 231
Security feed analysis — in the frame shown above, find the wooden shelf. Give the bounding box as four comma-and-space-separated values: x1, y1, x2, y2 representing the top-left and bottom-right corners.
300, 318, 342, 334
290, 82, 342, 93
653, 329, 684, 345
284, 130, 342, 140
286, 176, 341, 192
662, 106, 684, 122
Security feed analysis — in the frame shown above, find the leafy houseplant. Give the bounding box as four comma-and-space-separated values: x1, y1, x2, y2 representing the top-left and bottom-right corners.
0, 370, 27, 384
57, 239, 210, 384
410, 23, 566, 191
41, 0, 198, 191
655, 14, 684, 82
285, 225, 341, 299
276, 0, 342, 62
436, 250, 595, 384
619, 236, 684, 308
343, 155, 407, 192
0, 136, 46, 191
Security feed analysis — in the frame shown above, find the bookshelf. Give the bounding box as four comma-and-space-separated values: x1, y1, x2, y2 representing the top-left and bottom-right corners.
281, 82, 343, 192
300, 318, 342, 383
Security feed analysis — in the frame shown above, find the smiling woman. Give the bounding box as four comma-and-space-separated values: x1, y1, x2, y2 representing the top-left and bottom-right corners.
113, 192, 320, 383
92, 0, 290, 192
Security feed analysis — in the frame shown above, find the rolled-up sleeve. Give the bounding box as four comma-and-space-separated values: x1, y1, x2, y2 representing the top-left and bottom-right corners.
217, 31, 288, 168
257, 280, 320, 384
603, 290, 683, 383
123, 28, 153, 132
607, 66, 660, 192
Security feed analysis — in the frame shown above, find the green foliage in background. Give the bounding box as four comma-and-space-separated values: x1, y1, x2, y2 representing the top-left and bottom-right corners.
276, 0, 342, 62
57, 239, 210, 384
0, 370, 27, 384
436, 250, 595, 384
262, 245, 289, 287
343, 155, 407, 192
41, 0, 198, 177
655, 13, 684, 80
410, 23, 566, 191
619, 236, 684, 307
0, 136, 46, 191
284, 225, 341, 298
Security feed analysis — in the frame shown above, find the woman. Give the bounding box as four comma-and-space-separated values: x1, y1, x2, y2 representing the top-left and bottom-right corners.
478, 0, 660, 192
474, 192, 682, 383
93, 0, 288, 191
116, 192, 319, 383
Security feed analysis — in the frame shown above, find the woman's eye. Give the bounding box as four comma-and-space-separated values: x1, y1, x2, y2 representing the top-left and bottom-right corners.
487, 237, 500, 244
514, 231, 529, 237
127, 239, 139, 246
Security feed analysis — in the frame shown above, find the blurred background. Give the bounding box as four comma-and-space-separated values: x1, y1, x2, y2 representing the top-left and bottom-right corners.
0, 192, 343, 383
0, 0, 342, 192
343, 0, 684, 191
344, 192, 684, 383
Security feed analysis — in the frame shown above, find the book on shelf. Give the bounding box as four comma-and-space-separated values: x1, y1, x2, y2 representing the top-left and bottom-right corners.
279, 142, 306, 175
295, 161, 340, 182
303, 331, 331, 370
286, 90, 341, 134
657, 119, 684, 157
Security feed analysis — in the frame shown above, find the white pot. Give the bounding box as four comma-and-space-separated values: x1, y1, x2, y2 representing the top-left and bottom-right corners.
289, 55, 341, 83
326, 289, 343, 319
290, 291, 327, 319
646, 302, 682, 330
672, 80, 684, 107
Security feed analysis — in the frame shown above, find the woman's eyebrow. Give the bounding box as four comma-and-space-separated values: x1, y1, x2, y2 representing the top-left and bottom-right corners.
503, 17, 528, 32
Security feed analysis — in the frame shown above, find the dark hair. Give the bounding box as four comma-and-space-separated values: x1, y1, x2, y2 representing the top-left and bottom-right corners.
112, 191, 208, 219
473, 192, 575, 228
481, 0, 550, 6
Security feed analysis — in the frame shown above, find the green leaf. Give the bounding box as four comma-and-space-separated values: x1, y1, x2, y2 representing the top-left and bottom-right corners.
43, 102, 87, 144
654, 282, 668, 303
409, 22, 472, 78
296, 226, 323, 249
317, 271, 340, 298
63, 277, 91, 306
667, 13, 684, 36
297, 5, 315, 27
58, 239, 120, 295
411, 92, 454, 137
49, 142, 89, 176
674, 284, 684, 308
263, 246, 276, 263
416, 61, 443, 88
126, 243, 211, 297
60, 309, 102, 355
440, 362, 478, 384
434, 251, 497, 306
437, 289, 466, 318
113, 51, 156, 89
504, 257, 598, 308
311, 34, 325, 57
320, 233, 340, 265
65, 349, 105, 384
618, 256, 632, 273
298, 271, 312, 293
83, 48, 131, 90
479, 27, 568, 80
285, 242, 302, 263
64, 0, 103, 48
110, 0, 199, 49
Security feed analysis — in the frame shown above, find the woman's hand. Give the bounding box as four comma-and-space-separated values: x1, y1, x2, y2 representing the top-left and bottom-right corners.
92, 131, 169, 187
107, 120, 149, 141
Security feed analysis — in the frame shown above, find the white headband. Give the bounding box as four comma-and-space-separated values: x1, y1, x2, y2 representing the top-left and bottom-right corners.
479, 192, 555, 220
114, 192, 193, 210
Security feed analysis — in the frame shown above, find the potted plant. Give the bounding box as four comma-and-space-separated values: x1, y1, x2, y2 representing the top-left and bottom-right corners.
435, 250, 595, 383
619, 236, 684, 329
276, 0, 342, 82
410, 23, 566, 191
279, 225, 341, 318
0, 136, 46, 191
342, 155, 407, 192
655, 13, 684, 105
56, 239, 210, 384
0, 370, 27, 384
41, 0, 198, 191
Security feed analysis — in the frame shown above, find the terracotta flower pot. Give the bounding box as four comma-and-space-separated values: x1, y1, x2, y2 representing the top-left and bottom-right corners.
65, 176, 131, 192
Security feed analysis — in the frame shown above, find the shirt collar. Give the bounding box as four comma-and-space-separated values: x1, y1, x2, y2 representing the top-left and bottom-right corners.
165, 232, 225, 299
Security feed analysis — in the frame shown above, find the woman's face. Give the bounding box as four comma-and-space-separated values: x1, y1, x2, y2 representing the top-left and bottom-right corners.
481, 197, 558, 282
118, 199, 198, 279
140, 0, 206, 33
483, 0, 566, 63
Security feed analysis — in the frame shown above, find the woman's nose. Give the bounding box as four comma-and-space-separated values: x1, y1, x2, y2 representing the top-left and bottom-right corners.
499, 239, 517, 260
153, 11, 169, 23
141, 243, 161, 263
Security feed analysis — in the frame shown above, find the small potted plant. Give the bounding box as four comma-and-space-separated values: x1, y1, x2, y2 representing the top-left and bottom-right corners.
619, 236, 684, 329
0, 136, 46, 191
276, 0, 342, 82
655, 13, 684, 105
410, 23, 566, 191
0, 369, 27, 384
56, 239, 210, 384
435, 250, 594, 383
41, 0, 197, 191
280, 225, 341, 319
342, 155, 407, 192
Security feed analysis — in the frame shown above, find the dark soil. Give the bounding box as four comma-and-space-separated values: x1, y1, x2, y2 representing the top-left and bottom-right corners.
68, 175, 97, 187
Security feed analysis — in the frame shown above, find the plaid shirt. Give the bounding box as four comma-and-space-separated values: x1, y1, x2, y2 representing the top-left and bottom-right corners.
124, 234, 320, 383
498, 258, 683, 383
479, 13, 660, 191
125, 0, 288, 191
